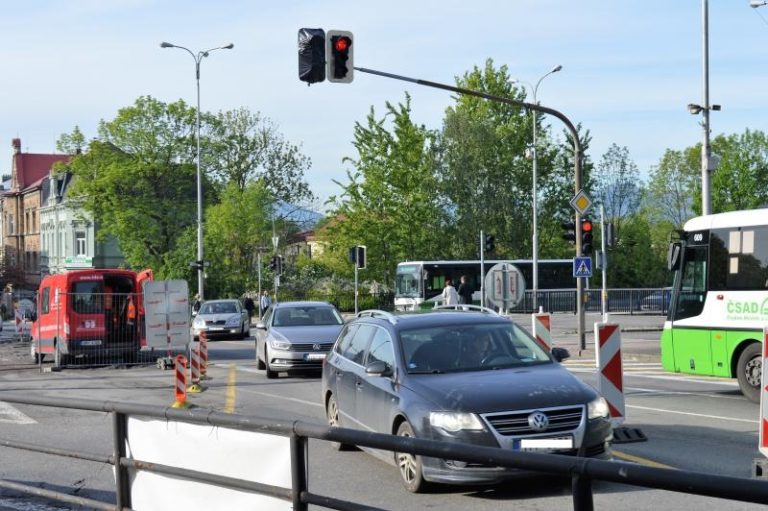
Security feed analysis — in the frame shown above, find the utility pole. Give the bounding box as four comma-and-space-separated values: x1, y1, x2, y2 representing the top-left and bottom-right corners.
480, 230, 485, 308
600, 206, 608, 323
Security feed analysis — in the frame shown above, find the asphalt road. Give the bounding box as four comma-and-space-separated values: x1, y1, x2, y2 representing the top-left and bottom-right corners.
0, 314, 765, 510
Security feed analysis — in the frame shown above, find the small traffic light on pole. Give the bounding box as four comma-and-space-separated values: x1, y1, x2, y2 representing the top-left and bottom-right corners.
561, 220, 576, 244
298, 28, 326, 84
327, 30, 353, 83
276, 256, 284, 275
581, 218, 594, 255
484, 235, 495, 253
269, 256, 277, 272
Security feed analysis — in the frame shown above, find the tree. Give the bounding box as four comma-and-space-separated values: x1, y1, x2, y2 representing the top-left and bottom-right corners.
646, 148, 697, 228
204, 181, 274, 297
440, 59, 533, 259
61, 97, 208, 278
710, 129, 768, 213
324, 94, 446, 287
207, 108, 314, 204
592, 143, 642, 234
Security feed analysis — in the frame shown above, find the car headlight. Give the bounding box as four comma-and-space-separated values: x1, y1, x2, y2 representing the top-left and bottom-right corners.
588, 397, 609, 419
270, 339, 291, 351
429, 412, 485, 433
225, 316, 240, 327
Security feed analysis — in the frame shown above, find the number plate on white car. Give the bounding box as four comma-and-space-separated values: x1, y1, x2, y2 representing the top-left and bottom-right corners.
305, 353, 326, 361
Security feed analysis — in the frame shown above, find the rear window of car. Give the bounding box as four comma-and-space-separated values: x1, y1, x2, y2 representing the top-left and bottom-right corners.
399, 322, 551, 374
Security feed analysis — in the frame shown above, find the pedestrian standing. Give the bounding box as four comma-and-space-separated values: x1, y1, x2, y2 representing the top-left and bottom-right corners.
260, 290, 272, 317
457, 275, 474, 305
442, 278, 459, 306
244, 295, 255, 321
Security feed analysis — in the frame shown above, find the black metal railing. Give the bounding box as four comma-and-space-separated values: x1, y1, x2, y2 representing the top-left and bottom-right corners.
0, 394, 767, 511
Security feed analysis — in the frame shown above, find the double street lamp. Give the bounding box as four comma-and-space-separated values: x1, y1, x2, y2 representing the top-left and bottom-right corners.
511, 64, 562, 311
160, 41, 234, 300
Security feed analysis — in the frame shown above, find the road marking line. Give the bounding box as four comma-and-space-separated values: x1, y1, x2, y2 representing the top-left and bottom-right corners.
0, 401, 36, 424
627, 404, 758, 424
612, 450, 675, 469
626, 386, 744, 400
237, 387, 323, 409
224, 363, 237, 413
567, 367, 738, 386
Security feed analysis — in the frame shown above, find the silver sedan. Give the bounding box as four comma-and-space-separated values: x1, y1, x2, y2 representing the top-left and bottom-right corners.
191, 299, 250, 340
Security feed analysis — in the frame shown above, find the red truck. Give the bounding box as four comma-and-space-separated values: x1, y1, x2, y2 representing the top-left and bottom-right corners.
30, 268, 153, 364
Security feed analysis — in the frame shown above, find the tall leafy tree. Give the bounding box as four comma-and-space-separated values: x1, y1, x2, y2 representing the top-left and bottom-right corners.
61, 97, 205, 277
646, 148, 698, 228
592, 143, 642, 234
324, 94, 446, 287
440, 59, 533, 258
710, 129, 768, 213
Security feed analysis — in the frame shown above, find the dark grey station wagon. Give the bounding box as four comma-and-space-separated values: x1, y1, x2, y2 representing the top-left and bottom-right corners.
321, 307, 613, 492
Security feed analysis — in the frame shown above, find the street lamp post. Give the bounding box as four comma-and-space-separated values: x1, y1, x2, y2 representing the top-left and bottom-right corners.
511, 65, 562, 312
160, 41, 234, 300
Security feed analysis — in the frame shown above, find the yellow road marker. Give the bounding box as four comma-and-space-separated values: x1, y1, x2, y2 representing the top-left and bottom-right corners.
613, 450, 675, 470
224, 363, 237, 413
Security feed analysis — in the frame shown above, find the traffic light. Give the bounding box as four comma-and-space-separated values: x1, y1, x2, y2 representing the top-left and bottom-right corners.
582, 218, 594, 255
327, 30, 353, 83
356, 245, 366, 269
276, 256, 284, 275
484, 234, 496, 253
269, 256, 277, 272
298, 28, 326, 84
561, 220, 576, 244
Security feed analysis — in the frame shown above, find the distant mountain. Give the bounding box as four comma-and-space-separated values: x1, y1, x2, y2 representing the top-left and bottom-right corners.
275, 201, 324, 231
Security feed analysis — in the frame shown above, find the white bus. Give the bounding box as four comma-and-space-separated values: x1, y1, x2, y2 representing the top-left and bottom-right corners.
662, 208, 768, 402
394, 259, 574, 311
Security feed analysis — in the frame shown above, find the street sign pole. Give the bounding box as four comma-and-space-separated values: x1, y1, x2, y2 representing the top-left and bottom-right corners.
601, 205, 608, 323
480, 230, 485, 309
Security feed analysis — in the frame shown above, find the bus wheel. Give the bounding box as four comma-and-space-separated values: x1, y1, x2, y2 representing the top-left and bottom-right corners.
737, 343, 761, 403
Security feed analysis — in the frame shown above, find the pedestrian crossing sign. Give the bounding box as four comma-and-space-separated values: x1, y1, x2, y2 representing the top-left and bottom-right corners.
573, 256, 593, 278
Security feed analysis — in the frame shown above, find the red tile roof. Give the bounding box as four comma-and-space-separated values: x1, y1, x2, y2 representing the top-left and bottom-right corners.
14, 153, 69, 190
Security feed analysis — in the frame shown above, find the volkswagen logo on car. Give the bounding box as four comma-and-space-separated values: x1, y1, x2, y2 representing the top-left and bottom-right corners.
313, 343, 321, 351
528, 411, 549, 432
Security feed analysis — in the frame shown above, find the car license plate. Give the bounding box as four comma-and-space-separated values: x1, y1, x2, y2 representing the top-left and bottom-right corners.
209, 327, 224, 331
305, 353, 326, 361
515, 436, 573, 452
81, 340, 102, 346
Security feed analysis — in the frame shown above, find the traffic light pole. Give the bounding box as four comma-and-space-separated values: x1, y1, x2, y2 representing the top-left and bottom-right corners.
353, 67, 586, 348
480, 230, 485, 308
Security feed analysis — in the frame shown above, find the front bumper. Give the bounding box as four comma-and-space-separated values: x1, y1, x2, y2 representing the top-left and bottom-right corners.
268, 348, 329, 371
420, 417, 613, 485
192, 326, 241, 339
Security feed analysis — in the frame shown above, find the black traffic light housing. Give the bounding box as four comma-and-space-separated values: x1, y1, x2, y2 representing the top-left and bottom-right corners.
582, 218, 594, 255
484, 235, 496, 253
349, 245, 366, 269
561, 220, 576, 244
298, 28, 326, 84
327, 30, 353, 83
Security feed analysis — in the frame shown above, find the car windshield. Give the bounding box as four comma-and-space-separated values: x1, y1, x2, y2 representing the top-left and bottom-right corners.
200, 301, 238, 315
272, 306, 343, 327
400, 322, 552, 374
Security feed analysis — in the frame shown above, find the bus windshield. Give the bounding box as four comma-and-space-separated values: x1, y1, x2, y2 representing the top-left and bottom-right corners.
395, 267, 421, 298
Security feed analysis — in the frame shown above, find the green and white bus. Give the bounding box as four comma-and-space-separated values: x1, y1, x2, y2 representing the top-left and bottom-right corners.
394, 259, 574, 311
662, 208, 768, 402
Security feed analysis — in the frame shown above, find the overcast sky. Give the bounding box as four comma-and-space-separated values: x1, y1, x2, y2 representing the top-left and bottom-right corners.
2, 1, 767, 210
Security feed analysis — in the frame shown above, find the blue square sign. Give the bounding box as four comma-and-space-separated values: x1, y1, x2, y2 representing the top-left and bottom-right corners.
573, 256, 593, 278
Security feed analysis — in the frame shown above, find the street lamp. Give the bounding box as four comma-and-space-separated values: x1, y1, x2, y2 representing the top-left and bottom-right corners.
511, 64, 562, 312
160, 41, 234, 301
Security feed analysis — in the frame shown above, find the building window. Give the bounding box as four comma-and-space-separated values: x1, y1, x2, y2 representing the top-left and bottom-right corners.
75, 231, 87, 257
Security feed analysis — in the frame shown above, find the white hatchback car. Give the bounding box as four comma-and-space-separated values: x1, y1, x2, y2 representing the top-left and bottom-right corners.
191, 299, 250, 340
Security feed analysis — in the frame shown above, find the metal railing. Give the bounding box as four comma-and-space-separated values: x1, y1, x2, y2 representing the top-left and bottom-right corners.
1, 394, 767, 511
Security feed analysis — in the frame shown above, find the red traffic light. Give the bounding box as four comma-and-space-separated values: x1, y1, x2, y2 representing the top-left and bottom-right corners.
582, 219, 593, 232
334, 37, 350, 52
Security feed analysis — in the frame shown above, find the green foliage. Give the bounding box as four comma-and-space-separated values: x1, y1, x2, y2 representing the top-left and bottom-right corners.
604, 214, 668, 288
710, 129, 768, 213
646, 148, 698, 228
204, 181, 274, 297
592, 144, 642, 234
325, 93, 447, 287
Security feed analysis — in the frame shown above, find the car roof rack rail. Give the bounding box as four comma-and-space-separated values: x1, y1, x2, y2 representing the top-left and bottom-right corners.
356, 309, 398, 324
432, 304, 500, 316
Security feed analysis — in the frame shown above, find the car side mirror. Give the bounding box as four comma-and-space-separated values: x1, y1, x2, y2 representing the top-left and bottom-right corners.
551, 347, 570, 363
365, 360, 392, 377
255, 322, 267, 330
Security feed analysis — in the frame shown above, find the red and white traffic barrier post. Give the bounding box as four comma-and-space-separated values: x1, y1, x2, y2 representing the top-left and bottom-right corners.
187, 341, 203, 394
171, 355, 189, 408
595, 322, 625, 426
759, 328, 768, 458
199, 331, 209, 380
531, 311, 553, 352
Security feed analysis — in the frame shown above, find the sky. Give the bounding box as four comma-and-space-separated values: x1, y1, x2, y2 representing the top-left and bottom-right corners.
2, 1, 768, 212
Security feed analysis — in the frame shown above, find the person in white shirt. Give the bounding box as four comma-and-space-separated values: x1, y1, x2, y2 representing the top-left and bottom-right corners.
442, 278, 459, 306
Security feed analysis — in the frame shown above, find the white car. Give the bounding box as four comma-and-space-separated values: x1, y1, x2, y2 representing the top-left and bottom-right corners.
191, 299, 250, 340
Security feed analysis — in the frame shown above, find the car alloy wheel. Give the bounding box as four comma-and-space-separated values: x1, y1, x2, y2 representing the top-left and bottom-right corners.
326, 395, 352, 451
395, 421, 429, 493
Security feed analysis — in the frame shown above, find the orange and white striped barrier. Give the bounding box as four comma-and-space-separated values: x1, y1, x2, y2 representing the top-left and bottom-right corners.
171, 355, 189, 408
188, 342, 203, 394
199, 331, 209, 380
760, 328, 768, 458
595, 322, 624, 425
531, 312, 552, 352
